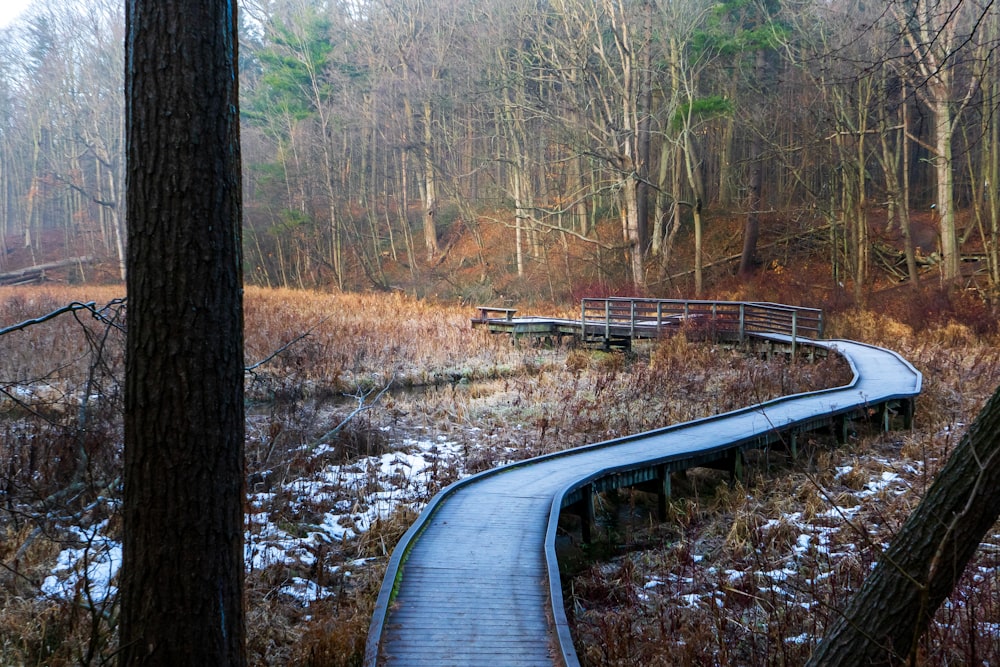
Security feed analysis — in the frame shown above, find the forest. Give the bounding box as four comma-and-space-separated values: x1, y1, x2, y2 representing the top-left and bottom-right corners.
1, 0, 999, 303
3, 0, 1000, 666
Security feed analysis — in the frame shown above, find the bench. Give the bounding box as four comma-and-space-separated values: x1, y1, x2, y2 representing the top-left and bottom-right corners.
474, 306, 517, 321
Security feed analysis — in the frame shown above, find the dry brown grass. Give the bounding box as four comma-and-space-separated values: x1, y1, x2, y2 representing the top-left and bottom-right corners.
4, 286, 993, 665
569, 310, 1000, 667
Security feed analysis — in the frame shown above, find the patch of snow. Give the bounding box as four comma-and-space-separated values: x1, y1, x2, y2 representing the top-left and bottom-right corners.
40, 521, 121, 605
278, 577, 333, 604
819, 505, 861, 520
760, 567, 797, 582
680, 593, 701, 607
43, 435, 466, 606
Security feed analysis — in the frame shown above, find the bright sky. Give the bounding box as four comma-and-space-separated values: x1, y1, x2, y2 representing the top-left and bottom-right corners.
0, 0, 30, 29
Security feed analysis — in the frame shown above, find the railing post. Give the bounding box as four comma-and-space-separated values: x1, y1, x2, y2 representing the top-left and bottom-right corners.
739, 303, 745, 343
656, 301, 663, 332
604, 300, 611, 343
630, 299, 636, 338
791, 311, 798, 358
581, 300, 586, 342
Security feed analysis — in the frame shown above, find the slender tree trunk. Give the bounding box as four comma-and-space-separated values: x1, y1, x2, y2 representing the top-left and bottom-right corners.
934, 95, 961, 283
989, 79, 1000, 289
880, 78, 919, 288
422, 100, 439, 261
106, 164, 126, 281
682, 130, 704, 296
718, 83, 736, 208
635, 0, 653, 251
651, 139, 670, 258
739, 128, 763, 278
0, 155, 6, 272
121, 0, 245, 663
512, 159, 526, 277
853, 93, 868, 303
739, 49, 767, 278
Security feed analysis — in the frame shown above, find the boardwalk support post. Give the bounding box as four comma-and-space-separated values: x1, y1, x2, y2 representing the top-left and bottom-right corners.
788, 431, 799, 460
834, 415, 849, 443
581, 484, 595, 544
656, 465, 671, 520
904, 398, 915, 429
730, 450, 745, 485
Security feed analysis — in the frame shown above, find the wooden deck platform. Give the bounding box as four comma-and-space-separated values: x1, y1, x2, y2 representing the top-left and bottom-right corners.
472, 298, 824, 349
366, 301, 921, 667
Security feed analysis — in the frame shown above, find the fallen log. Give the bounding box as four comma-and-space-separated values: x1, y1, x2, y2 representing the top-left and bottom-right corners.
0, 256, 95, 286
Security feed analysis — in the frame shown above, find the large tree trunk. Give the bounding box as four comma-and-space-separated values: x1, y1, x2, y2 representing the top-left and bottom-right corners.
808, 384, 1000, 666
120, 0, 246, 664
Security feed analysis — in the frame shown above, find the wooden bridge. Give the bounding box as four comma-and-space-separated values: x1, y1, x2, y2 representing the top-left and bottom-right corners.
365, 298, 922, 667
471, 298, 824, 351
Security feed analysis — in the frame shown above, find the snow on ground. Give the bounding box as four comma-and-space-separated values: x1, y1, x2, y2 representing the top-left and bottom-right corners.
41, 434, 466, 606
40, 441, 996, 629
606, 451, 997, 652
41, 520, 121, 604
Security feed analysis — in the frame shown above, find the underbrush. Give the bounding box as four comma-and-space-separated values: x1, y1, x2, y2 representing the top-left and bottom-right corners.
0, 285, 992, 665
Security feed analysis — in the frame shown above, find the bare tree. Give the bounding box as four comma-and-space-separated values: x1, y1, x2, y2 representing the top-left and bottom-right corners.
891, 0, 985, 284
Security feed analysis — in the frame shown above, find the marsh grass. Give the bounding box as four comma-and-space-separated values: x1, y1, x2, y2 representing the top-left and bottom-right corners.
1, 286, 993, 665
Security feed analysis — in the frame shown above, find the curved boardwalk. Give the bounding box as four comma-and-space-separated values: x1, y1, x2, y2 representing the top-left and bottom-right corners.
365, 325, 922, 667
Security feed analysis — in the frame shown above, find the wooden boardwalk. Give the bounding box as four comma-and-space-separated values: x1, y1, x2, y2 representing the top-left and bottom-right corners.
366, 301, 922, 667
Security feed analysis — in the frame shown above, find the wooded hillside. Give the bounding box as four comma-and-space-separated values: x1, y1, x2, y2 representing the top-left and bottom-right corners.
1, 0, 998, 303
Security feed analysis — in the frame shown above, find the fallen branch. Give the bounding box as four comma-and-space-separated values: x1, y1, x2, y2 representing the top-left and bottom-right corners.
315, 379, 394, 446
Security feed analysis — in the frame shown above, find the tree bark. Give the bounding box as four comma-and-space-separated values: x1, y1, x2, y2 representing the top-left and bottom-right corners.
808, 385, 1000, 666
121, 0, 245, 664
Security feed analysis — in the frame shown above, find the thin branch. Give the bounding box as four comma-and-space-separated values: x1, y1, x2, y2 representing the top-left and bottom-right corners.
0, 301, 98, 337
244, 315, 332, 372
315, 379, 395, 446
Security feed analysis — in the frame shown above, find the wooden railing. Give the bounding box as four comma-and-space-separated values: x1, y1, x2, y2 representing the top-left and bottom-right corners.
580, 298, 824, 348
